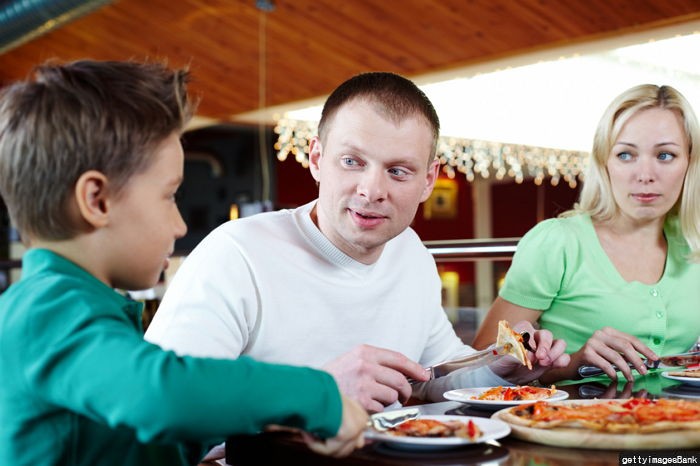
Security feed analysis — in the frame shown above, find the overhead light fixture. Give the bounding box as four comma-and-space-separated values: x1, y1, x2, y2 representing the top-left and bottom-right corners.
274, 30, 700, 187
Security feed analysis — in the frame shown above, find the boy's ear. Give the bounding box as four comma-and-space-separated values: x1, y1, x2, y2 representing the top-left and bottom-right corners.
74, 170, 111, 228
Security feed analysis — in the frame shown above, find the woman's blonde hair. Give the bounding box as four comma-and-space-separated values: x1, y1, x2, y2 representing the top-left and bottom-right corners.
567, 84, 700, 261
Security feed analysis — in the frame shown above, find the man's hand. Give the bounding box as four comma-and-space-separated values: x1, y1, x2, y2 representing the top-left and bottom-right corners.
490, 321, 570, 383
323, 345, 429, 413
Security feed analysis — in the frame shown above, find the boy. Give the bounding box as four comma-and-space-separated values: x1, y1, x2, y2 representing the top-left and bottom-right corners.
0, 60, 366, 465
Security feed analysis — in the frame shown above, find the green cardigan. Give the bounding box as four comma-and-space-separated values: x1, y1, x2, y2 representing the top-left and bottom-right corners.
0, 249, 341, 466
500, 214, 700, 356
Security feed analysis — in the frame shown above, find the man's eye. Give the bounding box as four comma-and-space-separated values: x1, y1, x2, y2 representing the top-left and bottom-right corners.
389, 167, 408, 177
341, 157, 358, 166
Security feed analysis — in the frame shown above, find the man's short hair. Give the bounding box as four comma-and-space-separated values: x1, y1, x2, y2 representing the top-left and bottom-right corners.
317, 72, 440, 156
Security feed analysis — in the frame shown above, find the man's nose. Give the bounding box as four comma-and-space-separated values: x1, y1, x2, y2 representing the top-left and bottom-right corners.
356, 168, 387, 202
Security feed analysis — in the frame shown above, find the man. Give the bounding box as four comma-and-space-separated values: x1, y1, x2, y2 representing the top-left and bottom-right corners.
146, 72, 569, 412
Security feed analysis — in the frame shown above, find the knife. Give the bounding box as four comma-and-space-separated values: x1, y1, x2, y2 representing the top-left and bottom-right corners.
408, 331, 534, 384
408, 344, 512, 384
577, 351, 700, 378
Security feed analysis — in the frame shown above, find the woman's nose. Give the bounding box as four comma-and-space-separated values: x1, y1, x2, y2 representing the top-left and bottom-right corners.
636, 156, 656, 183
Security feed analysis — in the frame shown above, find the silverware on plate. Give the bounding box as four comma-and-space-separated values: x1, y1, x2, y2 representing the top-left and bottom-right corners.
367, 408, 420, 431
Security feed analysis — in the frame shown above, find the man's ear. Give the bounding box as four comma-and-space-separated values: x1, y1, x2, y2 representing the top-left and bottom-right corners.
419, 158, 440, 203
308, 136, 322, 183
74, 170, 111, 228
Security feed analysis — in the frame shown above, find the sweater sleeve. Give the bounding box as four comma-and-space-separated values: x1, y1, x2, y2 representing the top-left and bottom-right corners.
499, 219, 569, 311
20, 286, 342, 445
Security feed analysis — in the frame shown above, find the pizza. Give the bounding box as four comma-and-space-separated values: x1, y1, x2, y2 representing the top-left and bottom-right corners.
496, 320, 532, 369
385, 418, 482, 440
498, 398, 700, 434
473, 385, 557, 401
667, 369, 700, 378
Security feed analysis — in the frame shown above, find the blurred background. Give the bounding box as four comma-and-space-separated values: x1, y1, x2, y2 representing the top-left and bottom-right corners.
1, 0, 698, 337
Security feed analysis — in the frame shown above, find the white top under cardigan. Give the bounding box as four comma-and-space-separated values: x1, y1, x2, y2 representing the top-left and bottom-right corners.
146, 201, 507, 402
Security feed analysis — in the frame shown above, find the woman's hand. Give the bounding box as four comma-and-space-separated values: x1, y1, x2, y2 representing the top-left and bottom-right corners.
568, 327, 658, 382
489, 321, 570, 383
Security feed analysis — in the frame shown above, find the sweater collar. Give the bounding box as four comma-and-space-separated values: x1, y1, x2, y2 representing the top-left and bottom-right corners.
295, 201, 377, 272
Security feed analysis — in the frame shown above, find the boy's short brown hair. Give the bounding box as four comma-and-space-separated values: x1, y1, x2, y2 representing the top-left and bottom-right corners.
0, 60, 193, 241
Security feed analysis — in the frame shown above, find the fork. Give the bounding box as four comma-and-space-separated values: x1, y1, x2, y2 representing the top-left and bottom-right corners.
367, 408, 420, 432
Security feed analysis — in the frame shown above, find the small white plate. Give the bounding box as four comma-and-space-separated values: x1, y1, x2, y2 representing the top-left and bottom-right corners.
661, 371, 700, 387
364, 414, 510, 451
443, 386, 569, 410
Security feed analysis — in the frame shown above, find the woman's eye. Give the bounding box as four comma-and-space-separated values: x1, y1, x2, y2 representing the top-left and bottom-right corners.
616, 151, 633, 161
658, 151, 675, 162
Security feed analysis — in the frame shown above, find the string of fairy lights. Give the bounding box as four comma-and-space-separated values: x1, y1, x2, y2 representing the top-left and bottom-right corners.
274, 117, 588, 188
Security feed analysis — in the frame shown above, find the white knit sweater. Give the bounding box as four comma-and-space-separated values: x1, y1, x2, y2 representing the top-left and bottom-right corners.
146, 201, 507, 401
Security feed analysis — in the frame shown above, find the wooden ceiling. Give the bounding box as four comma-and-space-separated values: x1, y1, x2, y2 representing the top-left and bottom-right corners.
1, 0, 699, 122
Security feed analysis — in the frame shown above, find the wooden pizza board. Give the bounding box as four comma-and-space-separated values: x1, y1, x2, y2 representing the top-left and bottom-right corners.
492, 399, 700, 450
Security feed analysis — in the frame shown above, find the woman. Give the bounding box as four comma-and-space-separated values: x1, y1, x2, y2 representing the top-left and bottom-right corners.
473, 84, 700, 383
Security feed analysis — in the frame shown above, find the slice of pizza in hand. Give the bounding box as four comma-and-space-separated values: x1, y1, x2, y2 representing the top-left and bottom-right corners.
496, 320, 532, 370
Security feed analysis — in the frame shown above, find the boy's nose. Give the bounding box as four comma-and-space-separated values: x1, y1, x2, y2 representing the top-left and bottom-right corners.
174, 209, 188, 238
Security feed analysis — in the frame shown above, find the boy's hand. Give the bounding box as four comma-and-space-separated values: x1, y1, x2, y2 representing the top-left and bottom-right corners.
303, 395, 367, 457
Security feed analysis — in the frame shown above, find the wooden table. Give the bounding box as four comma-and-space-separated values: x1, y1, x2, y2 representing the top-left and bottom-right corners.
225, 374, 698, 466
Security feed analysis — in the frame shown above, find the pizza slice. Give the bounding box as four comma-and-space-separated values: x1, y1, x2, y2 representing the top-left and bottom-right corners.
473, 385, 557, 401
667, 369, 700, 378
496, 320, 532, 369
386, 418, 482, 440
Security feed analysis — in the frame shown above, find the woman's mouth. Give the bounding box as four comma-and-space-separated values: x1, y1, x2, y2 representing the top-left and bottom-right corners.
631, 193, 660, 203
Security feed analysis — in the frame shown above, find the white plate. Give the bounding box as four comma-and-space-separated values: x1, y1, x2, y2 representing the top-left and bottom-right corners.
364, 414, 510, 451
661, 371, 700, 387
443, 386, 569, 410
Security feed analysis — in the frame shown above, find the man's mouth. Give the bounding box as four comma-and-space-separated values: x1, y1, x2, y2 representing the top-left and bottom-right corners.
354, 210, 382, 219
349, 208, 387, 226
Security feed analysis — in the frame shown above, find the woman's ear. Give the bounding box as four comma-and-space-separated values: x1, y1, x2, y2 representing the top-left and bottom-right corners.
74, 170, 111, 228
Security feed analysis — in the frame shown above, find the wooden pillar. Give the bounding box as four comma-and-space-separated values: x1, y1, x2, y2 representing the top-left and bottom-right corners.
472, 178, 494, 325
